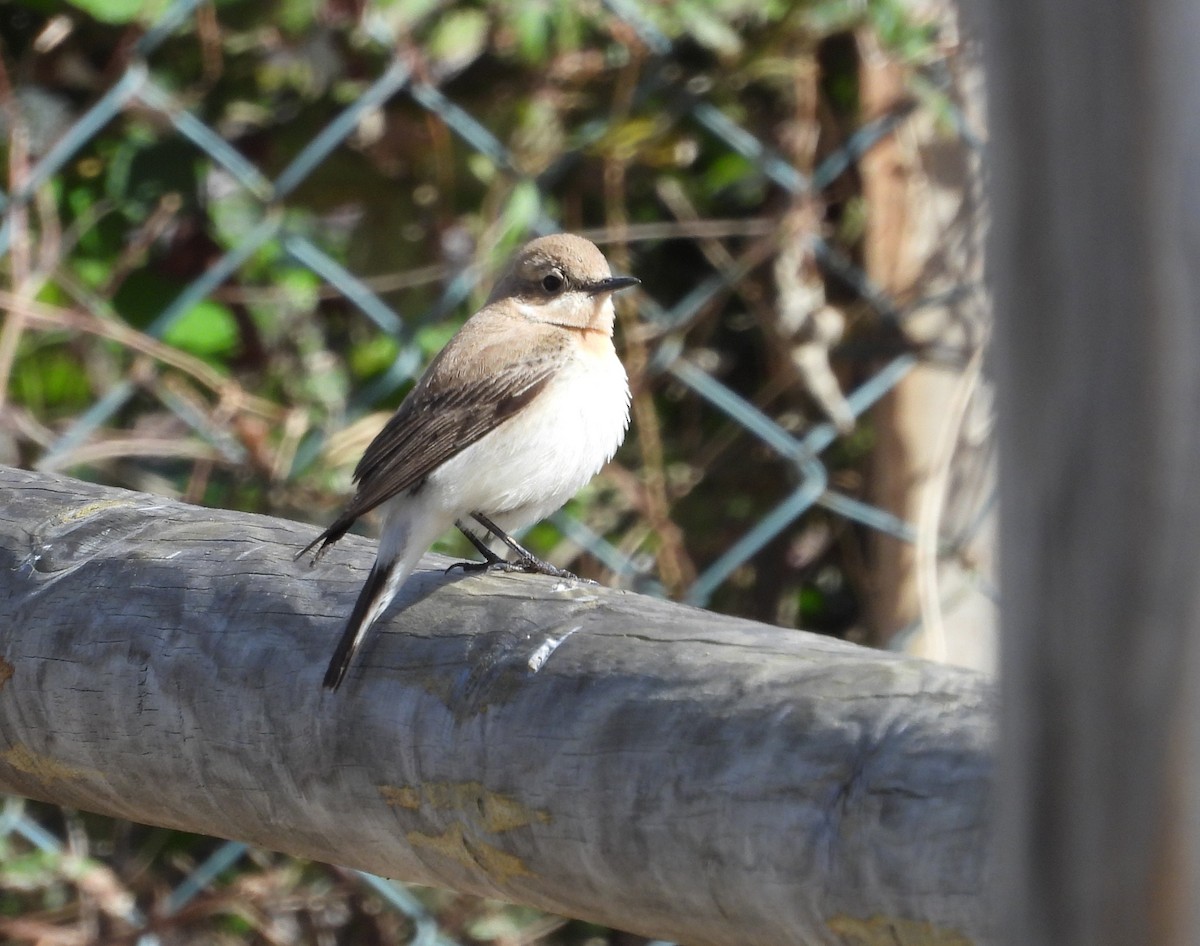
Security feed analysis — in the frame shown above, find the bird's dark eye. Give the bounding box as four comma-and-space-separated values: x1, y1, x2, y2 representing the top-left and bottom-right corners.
541, 270, 565, 294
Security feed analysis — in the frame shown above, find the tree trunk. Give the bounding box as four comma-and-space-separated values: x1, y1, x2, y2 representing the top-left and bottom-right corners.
0, 466, 995, 946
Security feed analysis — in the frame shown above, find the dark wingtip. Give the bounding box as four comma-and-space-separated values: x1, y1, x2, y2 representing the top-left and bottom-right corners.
295, 534, 327, 564
295, 516, 355, 564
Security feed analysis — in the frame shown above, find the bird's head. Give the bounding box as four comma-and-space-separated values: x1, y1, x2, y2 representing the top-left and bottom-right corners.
488, 234, 640, 333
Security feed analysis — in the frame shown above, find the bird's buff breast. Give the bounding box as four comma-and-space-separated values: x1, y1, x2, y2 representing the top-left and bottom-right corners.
428, 340, 630, 526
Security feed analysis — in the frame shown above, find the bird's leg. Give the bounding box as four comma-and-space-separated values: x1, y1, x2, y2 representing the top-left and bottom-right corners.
446, 519, 563, 576
471, 512, 583, 580
445, 520, 509, 573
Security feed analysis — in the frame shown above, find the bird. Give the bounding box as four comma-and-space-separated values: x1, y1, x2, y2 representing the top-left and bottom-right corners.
298, 233, 639, 691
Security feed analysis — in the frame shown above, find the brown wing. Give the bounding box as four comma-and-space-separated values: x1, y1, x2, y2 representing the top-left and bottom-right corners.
298, 318, 566, 560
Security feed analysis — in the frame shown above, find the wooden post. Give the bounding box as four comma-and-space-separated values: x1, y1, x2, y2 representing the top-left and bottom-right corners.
986, 1, 1200, 943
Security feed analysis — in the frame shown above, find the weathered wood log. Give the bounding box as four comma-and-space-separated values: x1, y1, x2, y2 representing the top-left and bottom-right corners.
0, 465, 995, 946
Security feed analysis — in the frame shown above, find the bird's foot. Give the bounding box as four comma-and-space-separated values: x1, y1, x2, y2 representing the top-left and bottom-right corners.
449, 513, 596, 583
447, 521, 508, 574
445, 549, 510, 574
443, 554, 594, 583
445, 558, 536, 575
445, 559, 490, 574
511, 555, 586, 581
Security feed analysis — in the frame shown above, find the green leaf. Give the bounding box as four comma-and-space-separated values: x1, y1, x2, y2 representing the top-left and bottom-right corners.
276, 0, 320, 34
497, 179, 542, 243
798, 586, 826, 622
868, 0, 938, 61
512, 2, 551, 63
594, 116, 661, 162
373, 0, 445, 35
703, 153, 757, 193
64, 0, 169, 24
208, 185, 263, 251
467, 153, 497, 184
71, 258, 110, 290
12, 346, 92, 414
416, 322, 457, 358
428, 8, 490, 70
277, 267, 322, 312
106, 137, 198, 217
349, 334, 400, 378
678, 0, 744, 56
161, 300, 239, 358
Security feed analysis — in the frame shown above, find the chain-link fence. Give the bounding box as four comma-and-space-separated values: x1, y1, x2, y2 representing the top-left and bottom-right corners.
0, 0, 992, 941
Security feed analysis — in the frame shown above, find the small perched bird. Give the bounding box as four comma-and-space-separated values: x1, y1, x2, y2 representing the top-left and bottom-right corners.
299, 234, 638, 691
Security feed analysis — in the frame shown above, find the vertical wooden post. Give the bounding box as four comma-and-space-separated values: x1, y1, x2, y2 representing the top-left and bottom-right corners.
986, 1, 1200, 943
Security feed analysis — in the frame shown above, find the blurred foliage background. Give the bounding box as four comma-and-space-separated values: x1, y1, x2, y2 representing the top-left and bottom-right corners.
0, 0, 990, 942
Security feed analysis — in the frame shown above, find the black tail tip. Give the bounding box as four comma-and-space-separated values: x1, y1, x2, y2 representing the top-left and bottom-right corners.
318, 555, 390, 694
322, 664, 346, 691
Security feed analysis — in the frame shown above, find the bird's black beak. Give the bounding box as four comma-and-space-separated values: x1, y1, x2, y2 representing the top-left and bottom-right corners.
589, 275, 641, 295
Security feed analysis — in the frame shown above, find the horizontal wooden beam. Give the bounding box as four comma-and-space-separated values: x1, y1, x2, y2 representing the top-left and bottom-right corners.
0, 466, 995, 945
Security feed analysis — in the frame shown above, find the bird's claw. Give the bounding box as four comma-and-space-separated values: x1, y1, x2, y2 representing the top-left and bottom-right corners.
445, 560, 489, 574
514, 557, 577, 579
444, 557, 594, 583
444, 559, 535, 575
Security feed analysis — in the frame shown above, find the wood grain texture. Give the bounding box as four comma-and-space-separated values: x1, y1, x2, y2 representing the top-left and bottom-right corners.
985, 1, 1200, 944
0, 466, 995, 946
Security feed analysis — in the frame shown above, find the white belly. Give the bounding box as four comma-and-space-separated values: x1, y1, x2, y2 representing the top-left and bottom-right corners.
426, 344, 630, 529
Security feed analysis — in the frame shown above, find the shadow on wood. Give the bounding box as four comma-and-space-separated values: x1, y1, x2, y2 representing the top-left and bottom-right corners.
0, 466, 995, 946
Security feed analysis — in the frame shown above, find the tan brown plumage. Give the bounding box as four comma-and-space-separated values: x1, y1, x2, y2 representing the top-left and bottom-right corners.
299, 323, 569, 560
300, 234, 639, 691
